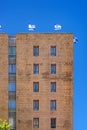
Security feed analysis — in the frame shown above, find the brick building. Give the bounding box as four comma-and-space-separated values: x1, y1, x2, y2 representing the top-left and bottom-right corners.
0, 33, 73, 130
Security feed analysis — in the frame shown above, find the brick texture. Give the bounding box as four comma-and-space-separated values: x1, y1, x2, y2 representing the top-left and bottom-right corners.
16, 34, 73, 130
0, 34, 8, 120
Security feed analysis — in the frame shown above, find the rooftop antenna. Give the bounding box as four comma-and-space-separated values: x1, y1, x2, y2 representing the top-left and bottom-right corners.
28, 24, 36, 31
54, 24, 62, 30
73, 37, 78, 43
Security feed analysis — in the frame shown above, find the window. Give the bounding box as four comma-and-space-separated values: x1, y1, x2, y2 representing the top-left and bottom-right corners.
9, 92, 16, 100
9, 76, 16, 82
9, 37, 16, 47
50, 100, 56, 110
8, 82, 16, 92
51, 82, 56, 92
9, 47, 16, 56
9, 57, 16, 64
8, 100, 16, 109
9, 112, 16, 117
51, 64, 56, 74
9, 73, 16, 76
33, 82, 39, 92
9, 65, 16, 73
33, 118, 39, 128
9, 117, 16, 129
33, 64, 39, 74
51, 46, 56, 56
33, 100, 39, 110
51, 118, 56, 128
33, 46, 39, 56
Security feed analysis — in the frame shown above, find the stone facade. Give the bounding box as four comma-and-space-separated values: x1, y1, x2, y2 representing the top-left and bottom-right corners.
16, 34, 73, 130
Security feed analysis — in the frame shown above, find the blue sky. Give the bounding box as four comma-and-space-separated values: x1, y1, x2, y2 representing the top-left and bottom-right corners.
0, 0, 87, 129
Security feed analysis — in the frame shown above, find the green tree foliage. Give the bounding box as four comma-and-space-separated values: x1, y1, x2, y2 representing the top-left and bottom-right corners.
0, 119, 11, 130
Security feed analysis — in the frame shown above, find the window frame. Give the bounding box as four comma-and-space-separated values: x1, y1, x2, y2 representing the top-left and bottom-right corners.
33, 100, 39, 111
33, 64, 39, 74
51, 46, 56, 56
33, 82, 39, 92
51, 64, 56, 74
33, 118, 39, 128
50, 100, 56, 110
33, 46, 39, 56
51, 82, 56, 92
51, 118, 56, 128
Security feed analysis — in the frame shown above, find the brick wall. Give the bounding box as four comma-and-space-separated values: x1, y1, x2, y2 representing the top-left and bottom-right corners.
0, 34, 8, 120
16, 33, 73, 130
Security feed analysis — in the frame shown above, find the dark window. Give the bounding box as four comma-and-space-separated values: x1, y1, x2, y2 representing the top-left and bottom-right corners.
33, 82, 39, 92
33, 100, 39, 110
9, 65, 16, 73
33, 64, 39, 74
33, 46, 39, 56
51, 118, 56, 128
33, 118, 39, 128
9, 47, 16, 56
51, 82, 56, 92
9, 73, 16, 76
9, 57, 16, 64
9, 76, 16, 82
9, 111, 16, 117
51, 46, 56, 56
50, 100, 56, 110
9, 92, 16, 100
8, 100, 16, 109
51, 64, 56, 74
